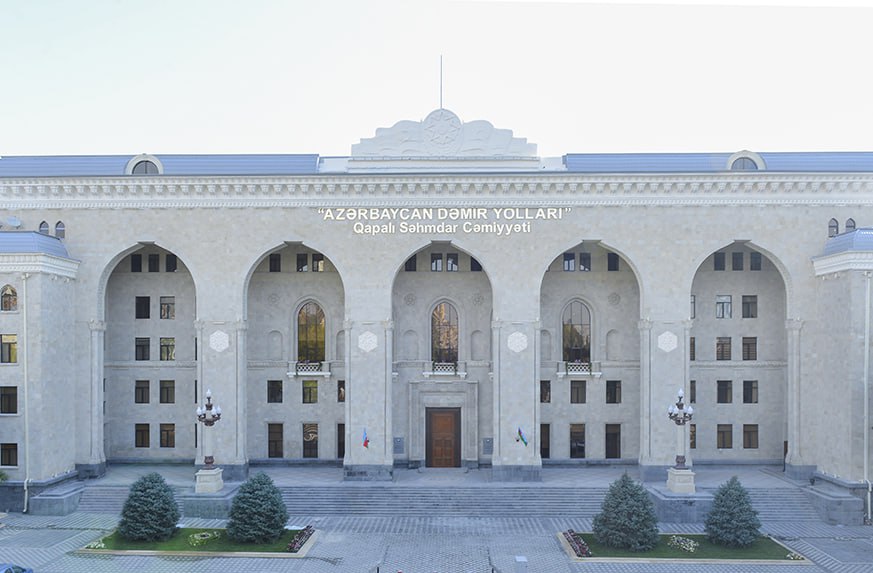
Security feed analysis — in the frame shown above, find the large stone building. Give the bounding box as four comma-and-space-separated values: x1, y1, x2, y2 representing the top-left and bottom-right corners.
0, 109, 871, 516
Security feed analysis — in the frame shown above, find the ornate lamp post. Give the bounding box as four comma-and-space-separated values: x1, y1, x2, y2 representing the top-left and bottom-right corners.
666, 387, 696, 494
196, 389, 222, 468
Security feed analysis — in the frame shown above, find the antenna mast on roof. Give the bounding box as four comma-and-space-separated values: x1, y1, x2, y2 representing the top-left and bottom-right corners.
440, 55, 443, 109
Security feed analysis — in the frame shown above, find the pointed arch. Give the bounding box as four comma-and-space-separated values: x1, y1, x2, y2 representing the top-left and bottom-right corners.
431, 300, 459, 364
38, 221, 49, 234
54, 221, 66, 239
297, 300, 326, 362
561, 299, 591, 363
846, 218, 856, 233
1, 285, 17, 311
829, 218, 839, 237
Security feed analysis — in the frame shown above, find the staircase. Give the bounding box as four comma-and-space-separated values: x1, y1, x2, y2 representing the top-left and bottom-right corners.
746, 488, 821, 521
75, 485, 185, 515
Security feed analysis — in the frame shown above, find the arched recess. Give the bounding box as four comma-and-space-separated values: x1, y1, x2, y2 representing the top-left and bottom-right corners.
1, 284, 17, 311
101, 243, 198, 462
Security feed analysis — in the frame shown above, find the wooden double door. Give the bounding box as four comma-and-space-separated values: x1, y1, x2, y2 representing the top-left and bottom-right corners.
426, 408, 461, 467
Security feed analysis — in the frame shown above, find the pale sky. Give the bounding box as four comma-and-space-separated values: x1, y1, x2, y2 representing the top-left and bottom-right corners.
2, 0, 873, 158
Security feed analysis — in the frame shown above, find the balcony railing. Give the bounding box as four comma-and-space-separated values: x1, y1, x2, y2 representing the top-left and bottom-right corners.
566, 361, 591, 374
557, 360, 602, 378
432, 361, 457, 375
295, 361, 324, 374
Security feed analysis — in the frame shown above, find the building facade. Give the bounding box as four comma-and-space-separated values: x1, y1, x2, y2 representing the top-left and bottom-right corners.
1, 110, 871, 511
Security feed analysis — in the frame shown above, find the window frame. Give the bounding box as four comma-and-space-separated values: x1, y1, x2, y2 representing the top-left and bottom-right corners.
135, 296, 150, 319
606, 380, 622, 404
713, 252, 726, 271
267, 379, 283, 403
540, 380, 551, 403
562, 300, 591, 364
159, 338, 175, 361
732, 252, 744, 271
607, 252, 619, 271
717, 424, 733, 449
135, 423, 150, 448
160, 296, 175, 320
135, 380, 150, 404
296, 253, 309, 272
431, 301, 459, 364
743, 380, 759, 404
1, 285, 18, 312
717, 380, 733, 404
135, 337, 150, 361
1, 334, 18, 364
268, 423, 283, 458
0, 386, 18, 414
0, 443, 18, 466
570, 380, 586, 404
297, 301, 326, 363
147, 253, 160, 272
337, 379, 346, 403
579, 252, 591, 272
569, 423, 586, 459
742, 295, 757, 318
716, 337, 731, 360
269, 253, 281, 272
562, 253, 575, 272
302, 379, 318, 404
430, 253, 443, 272
159, 380, 175, 404
446, 252, 459, 272
715, 295, 732, 319
160, 423, 175, 448
742, 337, 757, 361
743, 424, 759, 449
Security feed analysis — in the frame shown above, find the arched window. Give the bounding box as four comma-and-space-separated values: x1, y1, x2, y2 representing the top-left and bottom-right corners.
431, 302, 459, 364
38, 221, 49, 234
828, 218, 839, 237
730, 157, 759, 171
846, 218, 856, 233
562, 301, 591, 363
297, 302, 325, 363
55, 221, 66, 239
132, 160, 159, 175
1, 285, 17, 311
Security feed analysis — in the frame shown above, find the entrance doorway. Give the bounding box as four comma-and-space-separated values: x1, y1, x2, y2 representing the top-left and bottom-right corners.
426, 408, 461, 467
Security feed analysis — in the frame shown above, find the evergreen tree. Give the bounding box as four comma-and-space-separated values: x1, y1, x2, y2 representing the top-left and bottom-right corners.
227, 472, 289, 543
705, 476, 761, 547
118, 472, 179, 541
592, 473, 660, 551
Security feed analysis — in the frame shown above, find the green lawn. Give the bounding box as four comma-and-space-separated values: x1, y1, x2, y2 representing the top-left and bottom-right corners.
98, 528, 302, 553
577, 534, 796, 560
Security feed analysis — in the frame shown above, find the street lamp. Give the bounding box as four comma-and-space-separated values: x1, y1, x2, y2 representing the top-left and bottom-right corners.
196, 389, 222, 468
667, 388, 693, 469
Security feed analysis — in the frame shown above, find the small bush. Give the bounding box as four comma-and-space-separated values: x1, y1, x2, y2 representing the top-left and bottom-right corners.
227, 472, 288, 543
592, 473, 659, 551
705, 476, 761, 548
118, 472, 180, 541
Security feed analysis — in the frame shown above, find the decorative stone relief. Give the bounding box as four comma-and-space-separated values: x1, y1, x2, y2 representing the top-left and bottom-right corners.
472, 292, 484, 306
209, 330, 230, 353
608, 292, 621, 306
267, 293, 280, 306
404, 293, 417, 306
657, 331, 678, 353
358, 331, 378, 353
507, 331, 528, 353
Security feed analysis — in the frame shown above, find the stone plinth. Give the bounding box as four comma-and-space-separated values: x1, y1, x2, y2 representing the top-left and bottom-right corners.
666, 467, 696, 494
195, 467, 224, 494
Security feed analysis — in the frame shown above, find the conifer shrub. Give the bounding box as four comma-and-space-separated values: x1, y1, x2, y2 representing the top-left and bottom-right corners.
226, 472, 289, 543
705, 476, 761, 548
592, 473, 660, 551
118, 472, 180, 541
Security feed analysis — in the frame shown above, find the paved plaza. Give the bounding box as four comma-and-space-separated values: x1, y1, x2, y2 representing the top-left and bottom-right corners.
1, 465, 872, 573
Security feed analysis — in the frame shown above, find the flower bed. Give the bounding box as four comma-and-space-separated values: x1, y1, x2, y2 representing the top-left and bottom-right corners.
285, 525, 315, 553
562, 529, 592, 557
667, 535, 699, 553
560, 532, 801, 561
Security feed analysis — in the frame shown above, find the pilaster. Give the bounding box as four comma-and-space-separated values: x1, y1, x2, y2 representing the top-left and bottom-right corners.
785, 318, 813, 479
77, 319, 106, 478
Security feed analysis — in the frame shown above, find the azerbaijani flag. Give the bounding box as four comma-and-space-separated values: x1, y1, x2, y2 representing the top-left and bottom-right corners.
363, 428, 369, 448
517, 427, 528, 446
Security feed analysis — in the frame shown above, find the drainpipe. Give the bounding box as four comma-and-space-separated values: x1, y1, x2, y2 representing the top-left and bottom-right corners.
21, 273, 30, 512
864, 271, 872, 523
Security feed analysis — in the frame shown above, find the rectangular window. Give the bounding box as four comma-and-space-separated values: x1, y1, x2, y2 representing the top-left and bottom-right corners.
714, 252, 726, 271
690, 295, 696, 319
431, 253, 443, 272
268, 423, 283, 458
717, 380, 733, 403
563, 253, 575, 272
540, 380, 551, 403
269, 253, 281, 272
689, 424, 696, 449
607, 252, 619, 271
716, 295, 732, 318
470, 257, 483, 272
160, 296, 175, 320
0, 443, 17, 466
689, 380, 696, 404
446, 253, 459, 272
159, 380, 175, 404
135, 338, 150, 361
732, 252, 744, 270
135, 380, 149, 404
579, 252, 591, 272
303, 423, 318, 458
267, 379, 283, 403
689, 337, 695, 361
742, 295, 757, 318
130, 253, 142, 272
743, 380, 759, 404
750, 251, 762, 271
743, 424, 759, 449
296, 253, 308, 272
605, 424, 621, 459
0, 386, 18, 413
404, 255, 417, 272
135, 296, 150, 319
160, 338, 175, 361
302, 379, 318, 403
742, 337, 757, 361
135, 423, 150, 448
540, 423, 550, 459
166, 254, 177, 272
717, 424, 733, 449
148, 253, 160, 272
0, 334, 18, 363
337, 379, 345, 402
160, 423, 175, 448
337, 423, 345, 459
716, 337, 731, 360
312, 253, 324, 272
606, 380, 621, 404
570, 424, 586, 458
570, 380, 586, 404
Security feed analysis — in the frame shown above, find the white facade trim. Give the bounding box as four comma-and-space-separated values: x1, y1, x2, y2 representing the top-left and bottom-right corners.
0, 253, 79, 278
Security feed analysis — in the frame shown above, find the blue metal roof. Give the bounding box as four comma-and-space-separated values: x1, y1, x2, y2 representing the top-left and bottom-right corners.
822, 229, 873, 256
0, 231, 71, 258
563, 152, 873, 173
0, 154, 320, 177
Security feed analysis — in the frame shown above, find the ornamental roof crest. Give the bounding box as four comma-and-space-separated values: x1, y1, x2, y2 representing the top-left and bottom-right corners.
351, 109, 537, 158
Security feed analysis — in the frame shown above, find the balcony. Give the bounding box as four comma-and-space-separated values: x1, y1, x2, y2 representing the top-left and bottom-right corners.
423, 361, 467, 379
557, 360, 602, 378
289, 361, 332, 377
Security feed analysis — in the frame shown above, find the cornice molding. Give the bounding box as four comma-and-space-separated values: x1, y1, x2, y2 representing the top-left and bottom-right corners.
0, 253, 79, 278
813, 251, 873, 275
2, 173, 873, 209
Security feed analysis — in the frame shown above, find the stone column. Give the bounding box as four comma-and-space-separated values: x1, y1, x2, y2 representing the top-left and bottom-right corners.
785, 318, 812, 479
234, 320, 248, 465
344, 320, 394, 480
79, 319, 107, 478
491, 319, 541, 482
